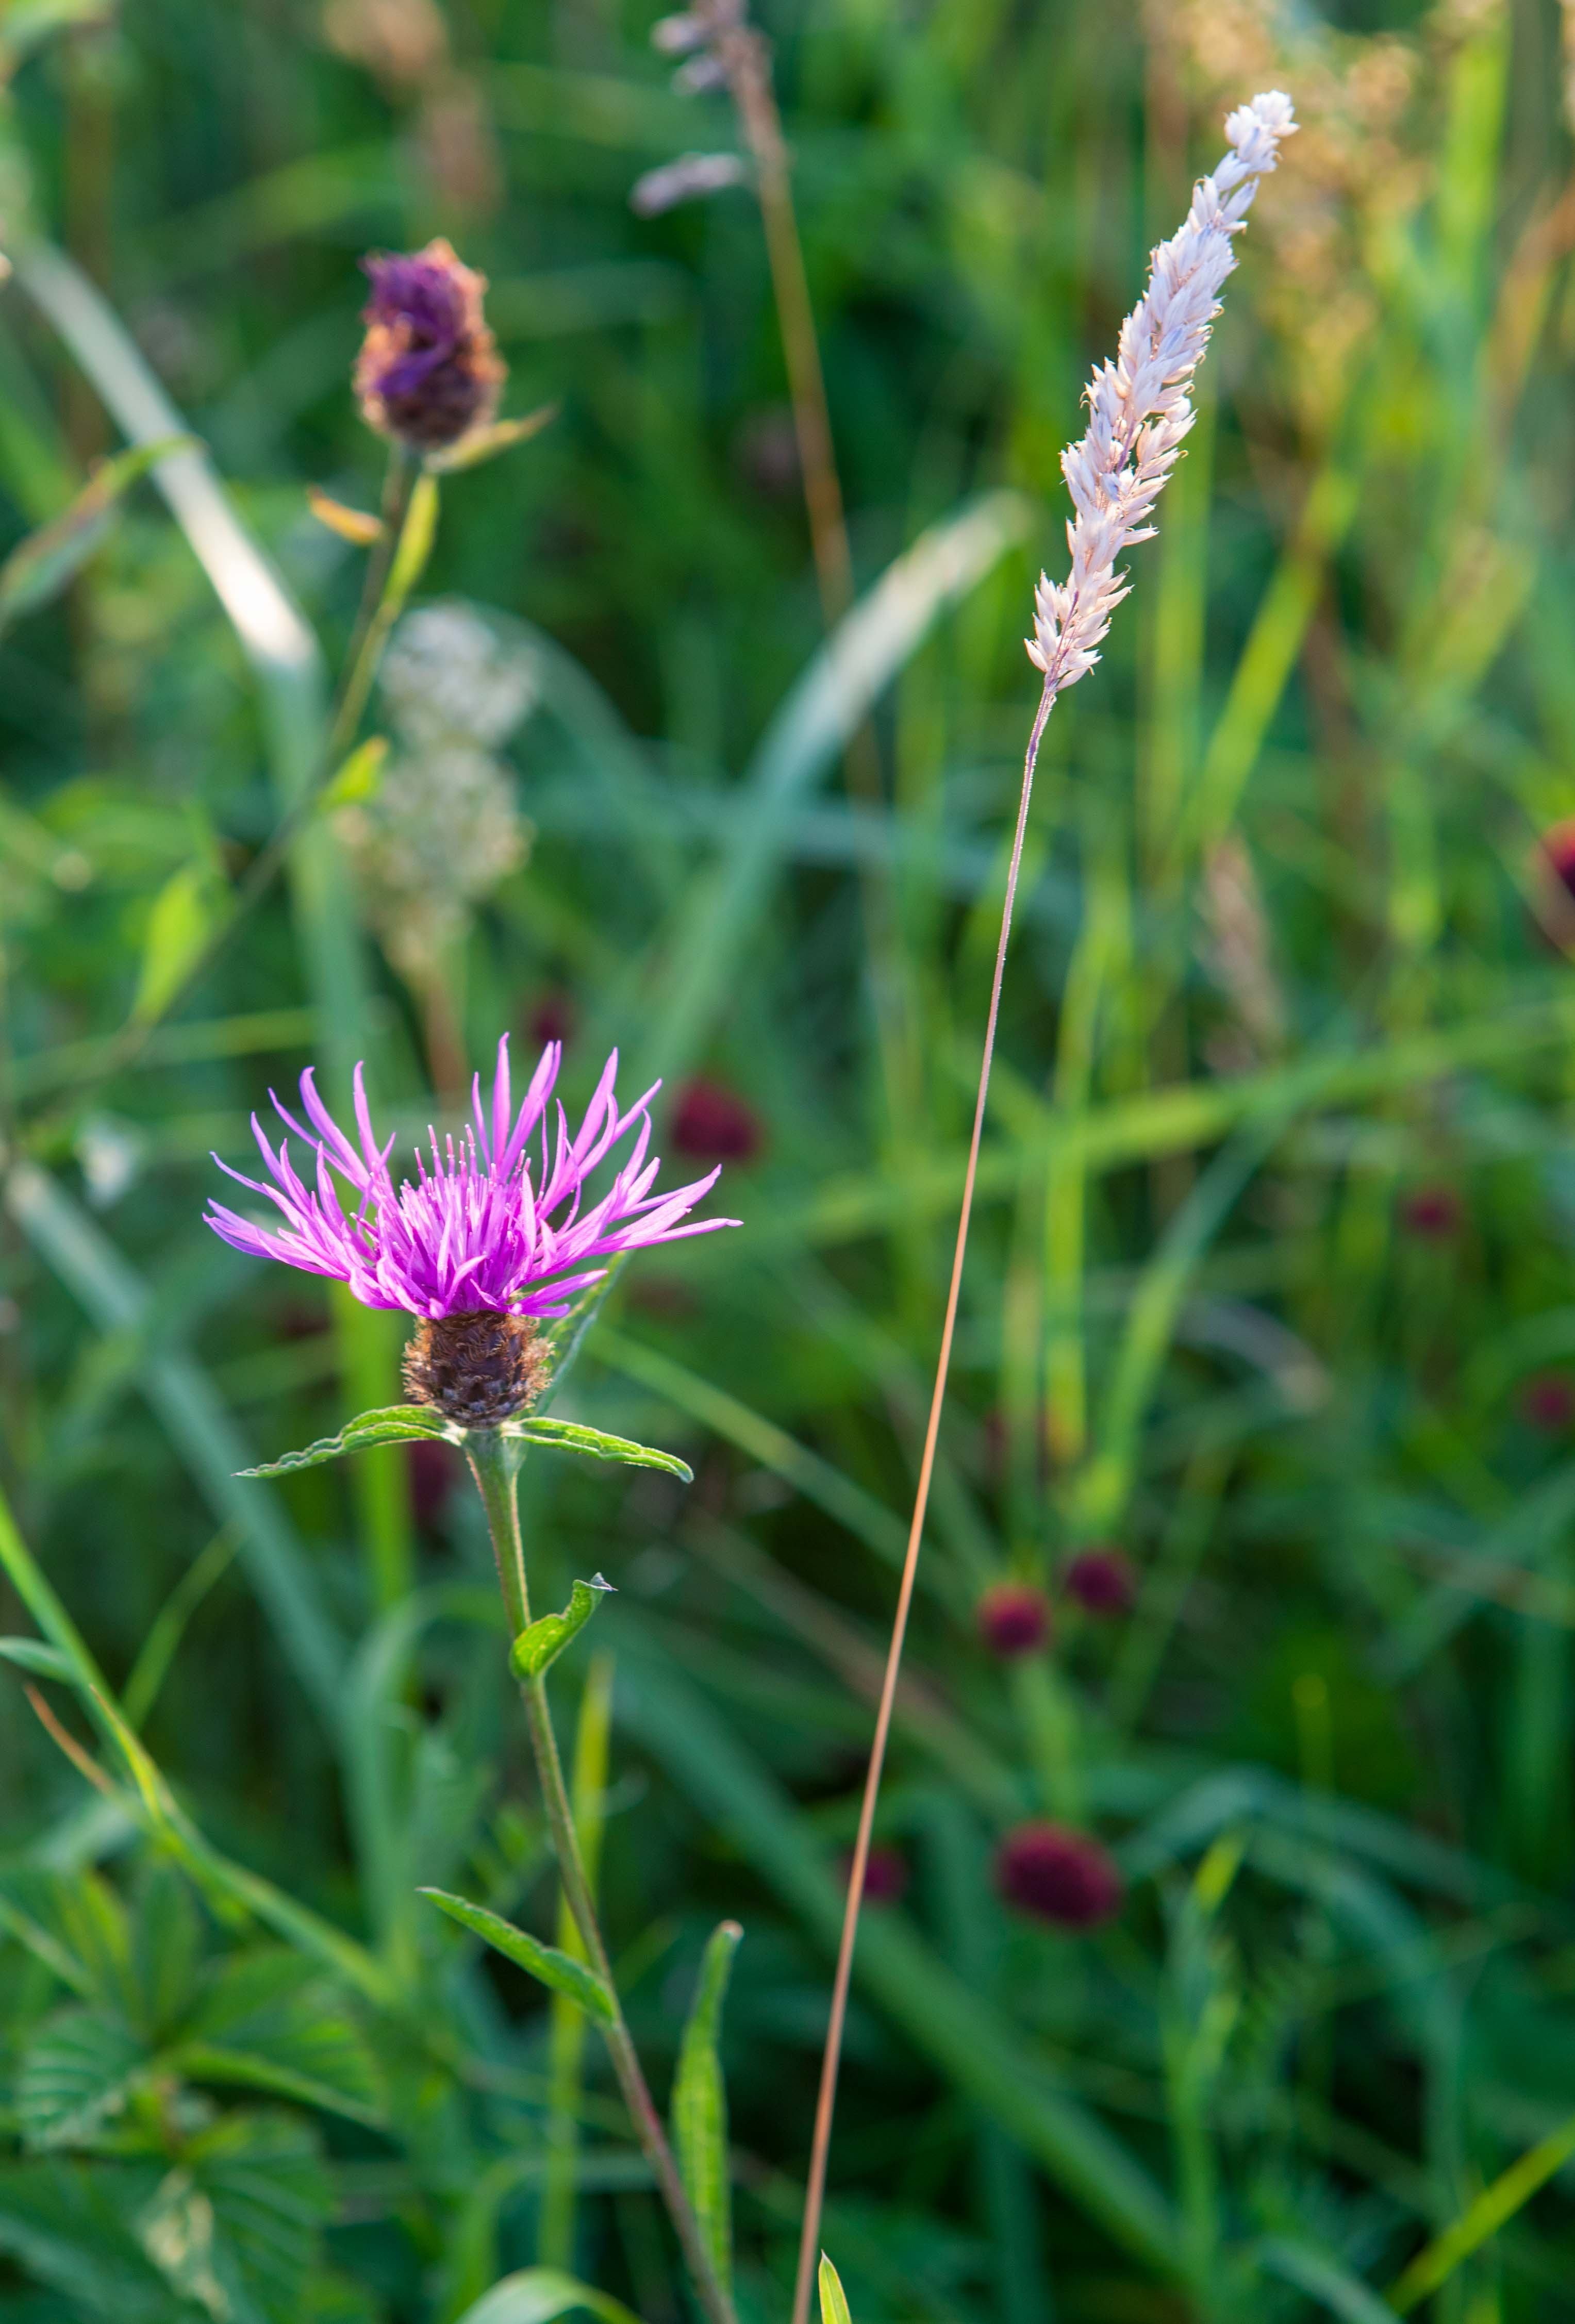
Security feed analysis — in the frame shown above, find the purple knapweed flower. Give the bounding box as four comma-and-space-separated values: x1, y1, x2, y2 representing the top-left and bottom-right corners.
206, 1038, 736, 1424
354, 237, 504, 453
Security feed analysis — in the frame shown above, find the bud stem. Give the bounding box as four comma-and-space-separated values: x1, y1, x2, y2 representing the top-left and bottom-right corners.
463, 1432, 738, 2324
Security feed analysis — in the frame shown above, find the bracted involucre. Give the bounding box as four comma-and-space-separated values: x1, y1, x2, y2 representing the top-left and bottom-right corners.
1026, 91, 1295, 696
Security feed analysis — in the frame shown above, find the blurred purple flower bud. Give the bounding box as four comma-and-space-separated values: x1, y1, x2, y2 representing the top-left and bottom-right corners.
1063, 1547, 1137, 1617
354, 237, 505, 453
976, 1583, 1051, 1658
671, 1077, 764, 1165
1521, 1372, 1575, 1434
631, 150, 748, 217
1399, 1184, 1462, 1241
996, 1822, 1122, 1930
838, 1844, 908, 1906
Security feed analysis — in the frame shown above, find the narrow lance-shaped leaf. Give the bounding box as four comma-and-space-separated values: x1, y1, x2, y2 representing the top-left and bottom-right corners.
427, 402, 559, 473
818, 2253, 853, 2324
132, 858, 227, 1024
502, 1413, 693, 1482
319, 735, 388, 811
671, 1919, 742, 2298
237, 1406, 460, 1478
419, 1888, 615, 2024
510, 1577, 615, 1682
0, 435, 194, 633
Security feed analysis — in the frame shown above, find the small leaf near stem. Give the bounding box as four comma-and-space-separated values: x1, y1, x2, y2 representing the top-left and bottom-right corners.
510, 1576, 615, 1682
419, 1889, 615, 2023
818, 2255, 853, 2324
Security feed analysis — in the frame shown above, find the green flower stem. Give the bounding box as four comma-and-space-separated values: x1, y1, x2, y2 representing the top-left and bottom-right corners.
463, 1432, 738, 2324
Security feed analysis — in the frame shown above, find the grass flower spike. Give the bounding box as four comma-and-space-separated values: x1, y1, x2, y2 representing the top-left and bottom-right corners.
207, 1039, 736, 1421
1027, 91, 1295, 695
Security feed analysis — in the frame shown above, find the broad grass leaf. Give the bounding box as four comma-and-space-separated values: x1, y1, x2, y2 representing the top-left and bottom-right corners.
419, 1890, 615, 2023
17, 2006, 150, 2150
670, 1920, 741, 2299
453, 2268, 644, 2324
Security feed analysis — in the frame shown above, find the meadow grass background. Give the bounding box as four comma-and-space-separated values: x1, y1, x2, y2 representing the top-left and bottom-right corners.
6, 0, 1575, 2318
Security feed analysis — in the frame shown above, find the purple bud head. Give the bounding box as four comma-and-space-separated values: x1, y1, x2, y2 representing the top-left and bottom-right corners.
976, 1583, 1051, 1658
839, 1844, 908, 1907
1399, 1184, 1462, 1241
1063, 1547, 1137, 1617
996, 1822, 1122, 1930
354, 237, 505, 453
672, 1077, 764, 1166
1533, 820, 1575, 953
1521, 1372, 1575, 1434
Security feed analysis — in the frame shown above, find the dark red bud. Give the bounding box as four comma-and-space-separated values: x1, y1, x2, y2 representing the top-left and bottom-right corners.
1063, 1547, 1137, 1617
671, 1077, 764, 1165
976, 1582, 1051, 1657
996, 1821, 1122, 1930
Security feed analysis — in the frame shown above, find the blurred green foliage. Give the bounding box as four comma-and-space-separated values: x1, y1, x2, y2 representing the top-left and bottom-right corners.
6, 0, 1575, 2317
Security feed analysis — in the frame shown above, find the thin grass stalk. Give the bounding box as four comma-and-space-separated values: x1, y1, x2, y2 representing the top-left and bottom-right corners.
790, 93, 1297, 2319
790, 674, 1054, 2324
538, 1650, 616, 2268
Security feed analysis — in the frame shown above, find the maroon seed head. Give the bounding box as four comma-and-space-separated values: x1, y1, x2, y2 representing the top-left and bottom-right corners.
671, 1078, 764, 1166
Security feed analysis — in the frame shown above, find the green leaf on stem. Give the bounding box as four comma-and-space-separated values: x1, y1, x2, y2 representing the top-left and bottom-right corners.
237, 1406, 460, 1478
0, 1636, 75, 1682
671, 1919, 742, 2299
386, 470, 440, 601
319, 735, 388, 811
418, 1888, 616, 2024
818, 2254, 854, 2324
0, 436, 194, 633
426, 403, 560, 474
509, 1576, 614, 1682
453, 2268, 644, 2324
501, 1414, 693, 1482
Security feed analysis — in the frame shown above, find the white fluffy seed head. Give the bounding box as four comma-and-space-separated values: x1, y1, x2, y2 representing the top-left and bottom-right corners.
1025, 89, 1296, 695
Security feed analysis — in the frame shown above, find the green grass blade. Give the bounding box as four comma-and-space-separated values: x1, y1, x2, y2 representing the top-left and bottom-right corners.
1387, 2104, 1575, 2312
454, 2269, 644, 2324
817, 2254, 853, 2324
671, 1919, 742, 2299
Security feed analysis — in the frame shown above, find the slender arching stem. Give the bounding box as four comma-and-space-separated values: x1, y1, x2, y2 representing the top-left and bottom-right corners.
791, 678, 1056, 2324
463, 1432, 739, 2324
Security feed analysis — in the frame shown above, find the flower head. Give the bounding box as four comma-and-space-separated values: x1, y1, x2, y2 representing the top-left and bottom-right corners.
976, 1582, 1051, 1658
1063, 1547, 1137, 1617
354, 237, 504, 452
206, 1038, 736, 1326
1399, 1184, 1461, 1242
1521, 1373, 1575, 1435
996, 1823, 1122, 1930
672, 1077, 764, 1165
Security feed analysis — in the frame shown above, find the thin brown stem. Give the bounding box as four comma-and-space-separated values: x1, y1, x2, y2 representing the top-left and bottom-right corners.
790, 677, 1055, 2324
464, 1433, 737, 2324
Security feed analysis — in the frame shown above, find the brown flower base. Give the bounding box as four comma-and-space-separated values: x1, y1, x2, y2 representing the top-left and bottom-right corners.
402, 1310, 547, 1427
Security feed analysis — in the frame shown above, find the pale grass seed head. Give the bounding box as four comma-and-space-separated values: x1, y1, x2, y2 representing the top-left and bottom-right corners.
1026, 90, 1296, 700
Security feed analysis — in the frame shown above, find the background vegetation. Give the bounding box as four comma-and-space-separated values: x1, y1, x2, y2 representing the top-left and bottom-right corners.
5, 0, 1575, 2317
